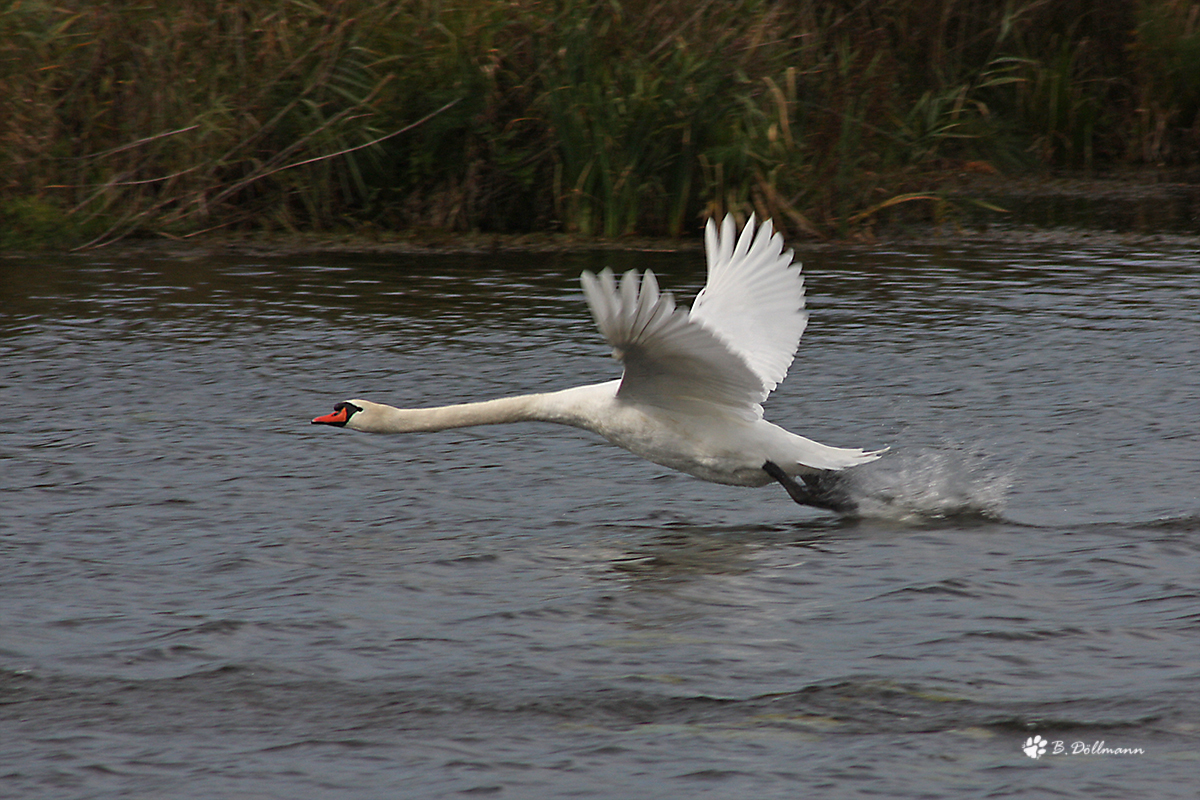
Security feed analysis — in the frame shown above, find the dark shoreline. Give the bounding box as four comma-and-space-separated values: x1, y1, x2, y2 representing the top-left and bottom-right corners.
6, 172, 1200, 259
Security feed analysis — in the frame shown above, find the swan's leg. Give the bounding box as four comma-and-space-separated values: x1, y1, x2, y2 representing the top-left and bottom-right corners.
762, 461, 857, 514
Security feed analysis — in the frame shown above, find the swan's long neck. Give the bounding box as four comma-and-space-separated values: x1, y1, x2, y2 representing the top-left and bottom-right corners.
349, 382, 618, 434
351, 396, 543, 433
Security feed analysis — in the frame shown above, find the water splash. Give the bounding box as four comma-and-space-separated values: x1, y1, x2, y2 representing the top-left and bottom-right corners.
845, 446, 1015, 521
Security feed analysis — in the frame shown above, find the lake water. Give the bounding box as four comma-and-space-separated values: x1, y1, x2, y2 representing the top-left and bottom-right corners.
2, 232, 1198, 798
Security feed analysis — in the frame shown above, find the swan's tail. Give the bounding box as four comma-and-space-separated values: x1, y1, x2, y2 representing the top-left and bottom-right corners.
789, 432, 888, 472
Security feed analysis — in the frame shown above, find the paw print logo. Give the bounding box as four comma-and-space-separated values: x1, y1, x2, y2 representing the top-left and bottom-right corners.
1022, 735, 1048, 759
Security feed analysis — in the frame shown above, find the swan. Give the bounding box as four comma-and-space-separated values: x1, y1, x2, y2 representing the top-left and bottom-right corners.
313, 214, 884, 512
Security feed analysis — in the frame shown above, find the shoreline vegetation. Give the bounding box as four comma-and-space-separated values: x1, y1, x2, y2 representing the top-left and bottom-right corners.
3, 1, 1200, 250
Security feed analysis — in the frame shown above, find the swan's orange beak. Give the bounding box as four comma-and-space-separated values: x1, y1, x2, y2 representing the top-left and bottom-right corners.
312, 407, 349, 425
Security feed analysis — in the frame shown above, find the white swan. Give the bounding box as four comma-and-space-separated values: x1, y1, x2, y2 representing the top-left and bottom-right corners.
313, 215, 884, 512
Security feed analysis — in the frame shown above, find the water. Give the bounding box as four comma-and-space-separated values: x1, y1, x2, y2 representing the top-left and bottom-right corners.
2, 234, 1198, 798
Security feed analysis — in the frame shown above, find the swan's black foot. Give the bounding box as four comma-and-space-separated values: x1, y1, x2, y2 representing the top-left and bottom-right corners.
763, 461, 858, 514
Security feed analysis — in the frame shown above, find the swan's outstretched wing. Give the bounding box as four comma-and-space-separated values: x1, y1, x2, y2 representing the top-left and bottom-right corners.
580, 268, 768, 419
690, 214, 807, 394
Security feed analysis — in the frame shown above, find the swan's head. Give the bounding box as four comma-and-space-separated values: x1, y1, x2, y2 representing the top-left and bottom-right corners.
311, 399, 372, 430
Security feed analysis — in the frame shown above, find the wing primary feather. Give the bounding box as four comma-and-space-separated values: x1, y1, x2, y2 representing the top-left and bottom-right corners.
719, 215, 736, 269
704, 218, 720, 274
629, 270, 659, 341
730, 212, 757, 266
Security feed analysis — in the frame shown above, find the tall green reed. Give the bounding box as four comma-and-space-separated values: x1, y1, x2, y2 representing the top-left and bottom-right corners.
2, 0, 1197, 246
2, 1, 399, 246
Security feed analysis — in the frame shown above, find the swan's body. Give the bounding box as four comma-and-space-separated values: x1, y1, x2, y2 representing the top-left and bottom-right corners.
314, 215, 883, 511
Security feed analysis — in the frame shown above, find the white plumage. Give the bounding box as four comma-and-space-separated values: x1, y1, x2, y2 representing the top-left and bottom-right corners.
314, 214, 883, 511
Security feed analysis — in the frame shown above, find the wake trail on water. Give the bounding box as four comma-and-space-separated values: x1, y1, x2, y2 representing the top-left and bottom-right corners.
842, 446, 1016, 521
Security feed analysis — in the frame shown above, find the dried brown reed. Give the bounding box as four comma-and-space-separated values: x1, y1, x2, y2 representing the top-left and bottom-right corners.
0, 0, 1194, 247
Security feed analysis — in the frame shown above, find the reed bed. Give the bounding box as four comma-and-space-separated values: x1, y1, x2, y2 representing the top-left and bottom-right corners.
1, 0, 1197, 247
